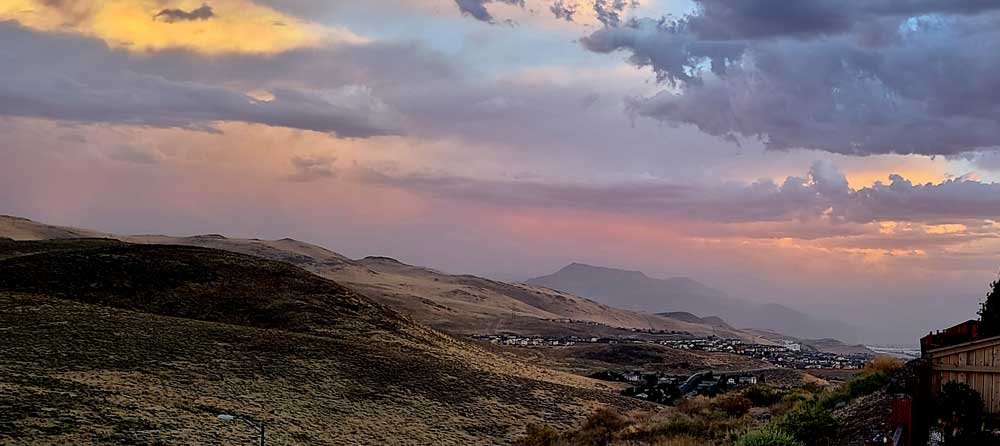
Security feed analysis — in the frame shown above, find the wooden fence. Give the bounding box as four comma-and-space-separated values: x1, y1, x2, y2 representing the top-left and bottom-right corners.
925, 334, 1000, 414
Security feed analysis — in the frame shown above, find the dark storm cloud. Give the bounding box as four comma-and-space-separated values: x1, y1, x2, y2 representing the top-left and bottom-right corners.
0, 22, 399, 137
686, 0, 856, 40
361, 161, 1000, 225
581, 1, 1000, 155
155, 4, 215, 23
683, 0, 1000, 41
454, 0, 525, 24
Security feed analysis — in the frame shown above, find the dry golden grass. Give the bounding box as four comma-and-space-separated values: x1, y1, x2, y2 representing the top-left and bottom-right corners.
0, 239, 653, 445
862, 356, 904, 376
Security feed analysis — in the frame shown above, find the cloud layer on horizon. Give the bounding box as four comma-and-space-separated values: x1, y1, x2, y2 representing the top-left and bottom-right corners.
361, 160, 1000, 227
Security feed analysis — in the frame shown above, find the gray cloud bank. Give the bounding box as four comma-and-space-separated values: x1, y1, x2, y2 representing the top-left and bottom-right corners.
0, 22, 400, 137
580, 0, 1000, 156
363, 160, 1000, 226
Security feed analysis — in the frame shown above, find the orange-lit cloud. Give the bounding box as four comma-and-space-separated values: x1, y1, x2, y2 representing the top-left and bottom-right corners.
0, 0, 352, 54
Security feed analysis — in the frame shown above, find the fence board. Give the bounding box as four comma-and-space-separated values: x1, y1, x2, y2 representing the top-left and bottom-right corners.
929, 338, 1000, 415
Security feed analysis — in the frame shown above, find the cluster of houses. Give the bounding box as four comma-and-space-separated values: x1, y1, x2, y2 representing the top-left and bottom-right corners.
471, 334, 611, 347
658, 337, 867, 369
591, 370, 762, 404
471, 333, 867, 369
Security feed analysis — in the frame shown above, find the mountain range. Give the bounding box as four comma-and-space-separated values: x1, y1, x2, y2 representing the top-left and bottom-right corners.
0, 216, 772, 340
0, 215, 860, 345
527, 262, 861, 343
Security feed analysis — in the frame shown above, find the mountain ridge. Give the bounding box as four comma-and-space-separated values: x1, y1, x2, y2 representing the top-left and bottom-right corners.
527, 262, 860, 343
0, 216, 757, 342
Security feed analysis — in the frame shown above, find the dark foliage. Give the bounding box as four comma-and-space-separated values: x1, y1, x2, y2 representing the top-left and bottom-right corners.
778, 401, 838, 446
713, 393, 753, 417
566, 408, 628, 446
514, 424, 563, 446
743, 384, 787, 407
735, 428, 804, 446
936, 382, 986, 445
978, 273, 1000, 337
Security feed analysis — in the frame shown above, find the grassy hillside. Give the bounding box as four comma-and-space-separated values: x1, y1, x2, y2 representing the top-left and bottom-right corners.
0, 239, 409, 337
0, 239, 649, 445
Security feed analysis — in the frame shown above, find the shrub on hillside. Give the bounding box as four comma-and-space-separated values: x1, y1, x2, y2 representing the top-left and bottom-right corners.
735, 429, 805, 446
636, 411, 750, 445
798, 382, 827, 395
777, 402, 838, 446
676, 396, 712, 416
567, 408, 628, 446
742, 385, 786, 407
514, 424, 564, 446
712, 393, 752, 417
817, 371, 890, 411
863, 357, 904, 376
846, 372, 888, 399
644, 436, 705, 446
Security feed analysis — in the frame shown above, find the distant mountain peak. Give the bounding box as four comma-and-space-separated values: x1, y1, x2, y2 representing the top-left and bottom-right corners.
556, 262, 649, 279
527, 261, 857, 342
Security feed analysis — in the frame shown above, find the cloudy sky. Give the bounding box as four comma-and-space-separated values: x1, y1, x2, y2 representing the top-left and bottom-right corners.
3, 0, 1000, 343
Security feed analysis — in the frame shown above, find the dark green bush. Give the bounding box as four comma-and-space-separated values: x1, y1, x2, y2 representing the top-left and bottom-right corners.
743, 385, 786, 407
936, 382, 986, 445
777, 401, 838, 446
816, 372, 888, 411
846, 372, 887, 399
735, 428, 805, 446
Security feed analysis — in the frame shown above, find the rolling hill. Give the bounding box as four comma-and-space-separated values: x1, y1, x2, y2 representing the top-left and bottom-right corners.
0, 216, 756, 341
527, 262, 860, 343
0, 238, 649, 445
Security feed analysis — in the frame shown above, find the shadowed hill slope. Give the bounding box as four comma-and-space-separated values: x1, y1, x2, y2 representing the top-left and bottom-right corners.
0, 238, 649, 445
0, 239, 409, 337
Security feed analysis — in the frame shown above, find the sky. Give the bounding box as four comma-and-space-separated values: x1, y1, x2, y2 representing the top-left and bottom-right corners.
3, 0, 1000, 343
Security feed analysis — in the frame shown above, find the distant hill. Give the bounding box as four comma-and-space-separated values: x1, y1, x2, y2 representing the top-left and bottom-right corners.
658, 311, 734, 330
0, 214, 107, 240
0, 216, 759, 341
527, 263, 860, 343
0, 238, 648, 445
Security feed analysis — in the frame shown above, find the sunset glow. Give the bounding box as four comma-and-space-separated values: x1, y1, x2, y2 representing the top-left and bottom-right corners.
3, 0, 1000, 344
